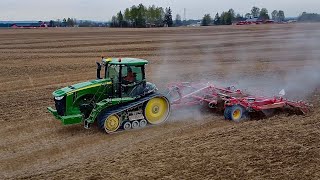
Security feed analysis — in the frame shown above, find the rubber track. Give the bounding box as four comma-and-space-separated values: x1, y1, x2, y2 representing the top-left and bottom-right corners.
97, 93, 163, 130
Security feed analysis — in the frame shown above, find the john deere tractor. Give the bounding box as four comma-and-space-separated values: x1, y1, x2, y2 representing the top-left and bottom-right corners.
47, 57, 170, 133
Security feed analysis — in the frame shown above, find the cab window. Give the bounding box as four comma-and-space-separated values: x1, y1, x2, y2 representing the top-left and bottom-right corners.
122, 65, 143, 83
107, 64, 119, 81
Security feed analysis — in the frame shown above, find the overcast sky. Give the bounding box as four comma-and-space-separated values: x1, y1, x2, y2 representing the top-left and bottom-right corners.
1, 0, 319, 21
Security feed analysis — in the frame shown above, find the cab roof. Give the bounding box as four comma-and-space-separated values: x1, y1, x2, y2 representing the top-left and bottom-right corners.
103, 57, 148, 66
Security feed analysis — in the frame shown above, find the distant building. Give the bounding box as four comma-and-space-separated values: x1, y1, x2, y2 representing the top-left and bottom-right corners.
11, 21, 47, 28
187, 21, 201, 27
287, 20, 297, 23
235, 17, 273, 25
265, 20, 275, 24
0, 21, 47, 28
247, 18, 258, 23
0, 23, 11, 28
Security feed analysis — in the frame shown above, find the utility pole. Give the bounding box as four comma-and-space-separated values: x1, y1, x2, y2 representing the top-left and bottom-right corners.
184, 8, 187, 21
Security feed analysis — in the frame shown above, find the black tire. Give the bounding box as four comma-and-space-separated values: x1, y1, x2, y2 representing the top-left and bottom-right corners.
224, 105, 246, 122
224, 106, 231, 120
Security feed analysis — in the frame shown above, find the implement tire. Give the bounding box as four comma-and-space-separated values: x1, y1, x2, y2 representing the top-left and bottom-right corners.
224, 105, 246, 122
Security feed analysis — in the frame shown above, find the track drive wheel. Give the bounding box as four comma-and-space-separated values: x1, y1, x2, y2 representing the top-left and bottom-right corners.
98, 113, 121, 133
224, 105, 246, 122
143, 96, 170, 125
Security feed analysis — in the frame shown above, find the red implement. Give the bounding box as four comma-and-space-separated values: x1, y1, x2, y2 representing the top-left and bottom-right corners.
165, 82, 312, 121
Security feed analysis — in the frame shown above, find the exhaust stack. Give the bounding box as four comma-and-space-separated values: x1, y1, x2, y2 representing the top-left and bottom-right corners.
96, 62, 102, 79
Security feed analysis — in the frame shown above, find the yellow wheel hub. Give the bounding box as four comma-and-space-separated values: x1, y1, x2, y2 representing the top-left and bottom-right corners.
145, 97, 170, 124
232, 109, 241, 120
104, 115, 120, 133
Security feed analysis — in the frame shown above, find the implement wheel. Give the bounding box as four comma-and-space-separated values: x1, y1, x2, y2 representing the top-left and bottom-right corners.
224, 105, 245, 122
144, 96, 170, 125
98, 113, 121, 133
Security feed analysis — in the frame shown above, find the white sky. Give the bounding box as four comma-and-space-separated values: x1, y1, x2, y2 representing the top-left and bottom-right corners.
0, 0, 319, 21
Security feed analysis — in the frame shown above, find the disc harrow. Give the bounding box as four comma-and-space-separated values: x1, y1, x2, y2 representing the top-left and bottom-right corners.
165, 82, 312, 121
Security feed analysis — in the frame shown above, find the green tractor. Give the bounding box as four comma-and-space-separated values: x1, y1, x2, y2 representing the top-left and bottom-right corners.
47, 57, 171, 133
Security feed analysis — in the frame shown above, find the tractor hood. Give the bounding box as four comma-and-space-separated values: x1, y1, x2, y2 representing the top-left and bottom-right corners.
53, 79, 111, 97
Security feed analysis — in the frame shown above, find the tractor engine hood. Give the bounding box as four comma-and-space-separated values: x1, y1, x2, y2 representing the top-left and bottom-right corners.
52, 79, 111, 97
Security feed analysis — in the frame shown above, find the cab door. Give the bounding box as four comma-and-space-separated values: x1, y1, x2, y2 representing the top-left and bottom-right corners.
121, 65, 146, 97
106, 64, 121, 98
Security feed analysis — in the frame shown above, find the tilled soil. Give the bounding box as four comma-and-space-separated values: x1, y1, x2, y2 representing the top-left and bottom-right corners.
0, 24, 319, 179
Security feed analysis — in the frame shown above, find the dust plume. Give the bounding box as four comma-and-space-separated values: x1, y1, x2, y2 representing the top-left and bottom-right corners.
151, 25, 320, 112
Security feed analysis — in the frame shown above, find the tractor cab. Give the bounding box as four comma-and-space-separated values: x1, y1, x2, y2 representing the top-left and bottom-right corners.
97, 57, 156, 98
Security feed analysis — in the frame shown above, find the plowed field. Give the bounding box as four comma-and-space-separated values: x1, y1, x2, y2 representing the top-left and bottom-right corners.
1, 24, 319, 179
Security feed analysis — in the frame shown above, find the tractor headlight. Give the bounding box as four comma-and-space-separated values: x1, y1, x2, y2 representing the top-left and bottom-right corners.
54, 96, 64, 101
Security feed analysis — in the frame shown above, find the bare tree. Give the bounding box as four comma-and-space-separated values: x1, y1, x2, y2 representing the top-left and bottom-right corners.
271, 10, 278, 21
278, 10, 285, 22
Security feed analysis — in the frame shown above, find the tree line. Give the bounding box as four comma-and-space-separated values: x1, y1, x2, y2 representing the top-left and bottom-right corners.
110, 4, 173, 27
46, 5, 319, 28
201, 6, 286, 26
48, 18, 107, 27
49, 18, 76, 27
298, 12, 320, 22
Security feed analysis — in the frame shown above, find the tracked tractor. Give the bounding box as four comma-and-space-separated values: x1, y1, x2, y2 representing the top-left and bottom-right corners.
47, 58, 170, 133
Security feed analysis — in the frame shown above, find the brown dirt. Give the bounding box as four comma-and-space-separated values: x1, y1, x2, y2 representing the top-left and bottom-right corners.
0, 24, 319, 179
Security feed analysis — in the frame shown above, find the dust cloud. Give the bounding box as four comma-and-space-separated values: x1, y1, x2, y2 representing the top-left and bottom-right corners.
152, 25, 320, 103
